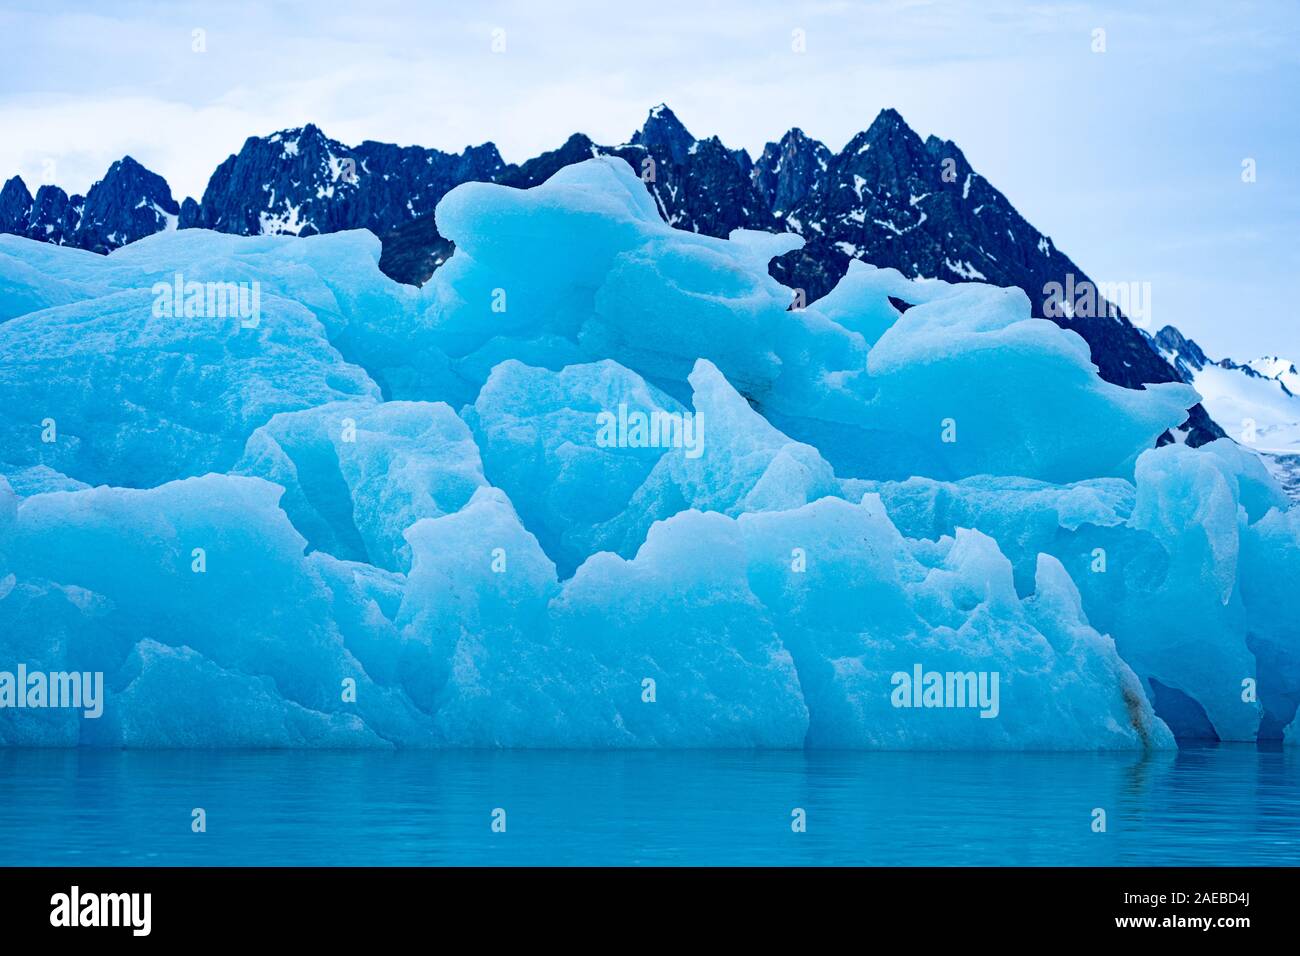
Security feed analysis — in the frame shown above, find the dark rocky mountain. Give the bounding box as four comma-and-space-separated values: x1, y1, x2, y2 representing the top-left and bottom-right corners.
613, 105, 777, 237
0, 176, 31, 233
1154, 324, 1275, 385
75, 157, 178, 254
376, 213, 454, 290
753, 108, 1221, 444
180, 123, 507, 239
1152, 325, 1212, 382
0, 181, 84, 245
0, 156, 176, 252
25, 184, 80, 244
1, 105, 1224, 444
499, 132, 600, 189
753, 127, 832, 218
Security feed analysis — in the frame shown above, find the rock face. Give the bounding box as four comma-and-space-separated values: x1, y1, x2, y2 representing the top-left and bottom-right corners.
1153, 325, 1213, 381
0, 156, 177, 253
74, 157, 179, 254
614, 105, 777, 237
749, 109, 1223, 444
0, 105, 1224, 443
179, 123, 507, 239
753, 128, 832, 218
25, 185, 81, 244
0, 177, 32, 234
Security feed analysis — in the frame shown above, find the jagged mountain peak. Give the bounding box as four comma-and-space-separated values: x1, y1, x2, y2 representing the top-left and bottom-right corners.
558, 131, 596, 149
0, 176, 33, 233
501, 133, 597, 189
95, 155, 174, 194
858, 107, 922, 150
1154, 324, 1202, 354
922, 133, 975, 173
769, 126, 831, 158
838, 124, 923, 169
182, 124, 516, 239
460, 140, 506, 168
633, 104, 696, 166
646, 102, 685, 126
753, 127, 832, 216
0, 106, 1243, 449
869, 106, 909, 130
265, 123, 343, 159
70, 154, 179, 254
767, 126, 826, 155
1153, 325, 1210, 379
274, 122, 330, 141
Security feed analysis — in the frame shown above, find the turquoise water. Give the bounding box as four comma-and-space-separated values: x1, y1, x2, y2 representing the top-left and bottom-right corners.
0, 745, 1296, 866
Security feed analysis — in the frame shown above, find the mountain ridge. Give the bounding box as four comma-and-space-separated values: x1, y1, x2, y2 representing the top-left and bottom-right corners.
0, 105, 1226, 445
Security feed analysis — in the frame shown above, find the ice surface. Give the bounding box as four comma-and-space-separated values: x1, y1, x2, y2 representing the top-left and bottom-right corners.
427, 161, 1197, 483
0, 475, 431, 747
462, 358, 684, 577
235, 399, 486, 571
734, 497, 1170, 749
0, 273, 380, 489
857, 440, 1295, 740
0, 157, 1294, 748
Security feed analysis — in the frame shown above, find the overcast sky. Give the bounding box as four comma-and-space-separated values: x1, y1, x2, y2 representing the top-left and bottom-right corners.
1, 0, 1296, 358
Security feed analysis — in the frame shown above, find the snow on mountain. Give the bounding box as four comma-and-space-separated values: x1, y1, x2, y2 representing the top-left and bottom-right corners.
179, 123, 507, 242
1248, 356, 1300, 395
1186, 364, 1300, 452
1154, 325, 1300, 452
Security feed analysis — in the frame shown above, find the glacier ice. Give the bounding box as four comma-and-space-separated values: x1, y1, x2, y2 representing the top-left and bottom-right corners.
0, 280, 379, 489
0, 157, 1295, 749
235, 399, 486, 572
425, 160, 1196, 483
462, 358, 684, 578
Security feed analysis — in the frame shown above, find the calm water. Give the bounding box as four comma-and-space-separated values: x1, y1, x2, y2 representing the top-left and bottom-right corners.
0, 745, 1296, 866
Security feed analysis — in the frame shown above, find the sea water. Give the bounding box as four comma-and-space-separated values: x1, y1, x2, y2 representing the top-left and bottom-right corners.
0, 745, 1296, 866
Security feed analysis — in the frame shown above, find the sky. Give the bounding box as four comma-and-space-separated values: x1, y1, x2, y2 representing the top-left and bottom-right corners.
1, 0, 1296, 358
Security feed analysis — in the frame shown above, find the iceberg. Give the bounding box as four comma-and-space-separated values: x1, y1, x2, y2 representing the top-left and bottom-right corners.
235, 399, 486, 571
0, 157, 1294, 749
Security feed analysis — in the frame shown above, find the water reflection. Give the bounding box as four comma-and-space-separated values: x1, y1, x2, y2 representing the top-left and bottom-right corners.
0, 745, 1295, 865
